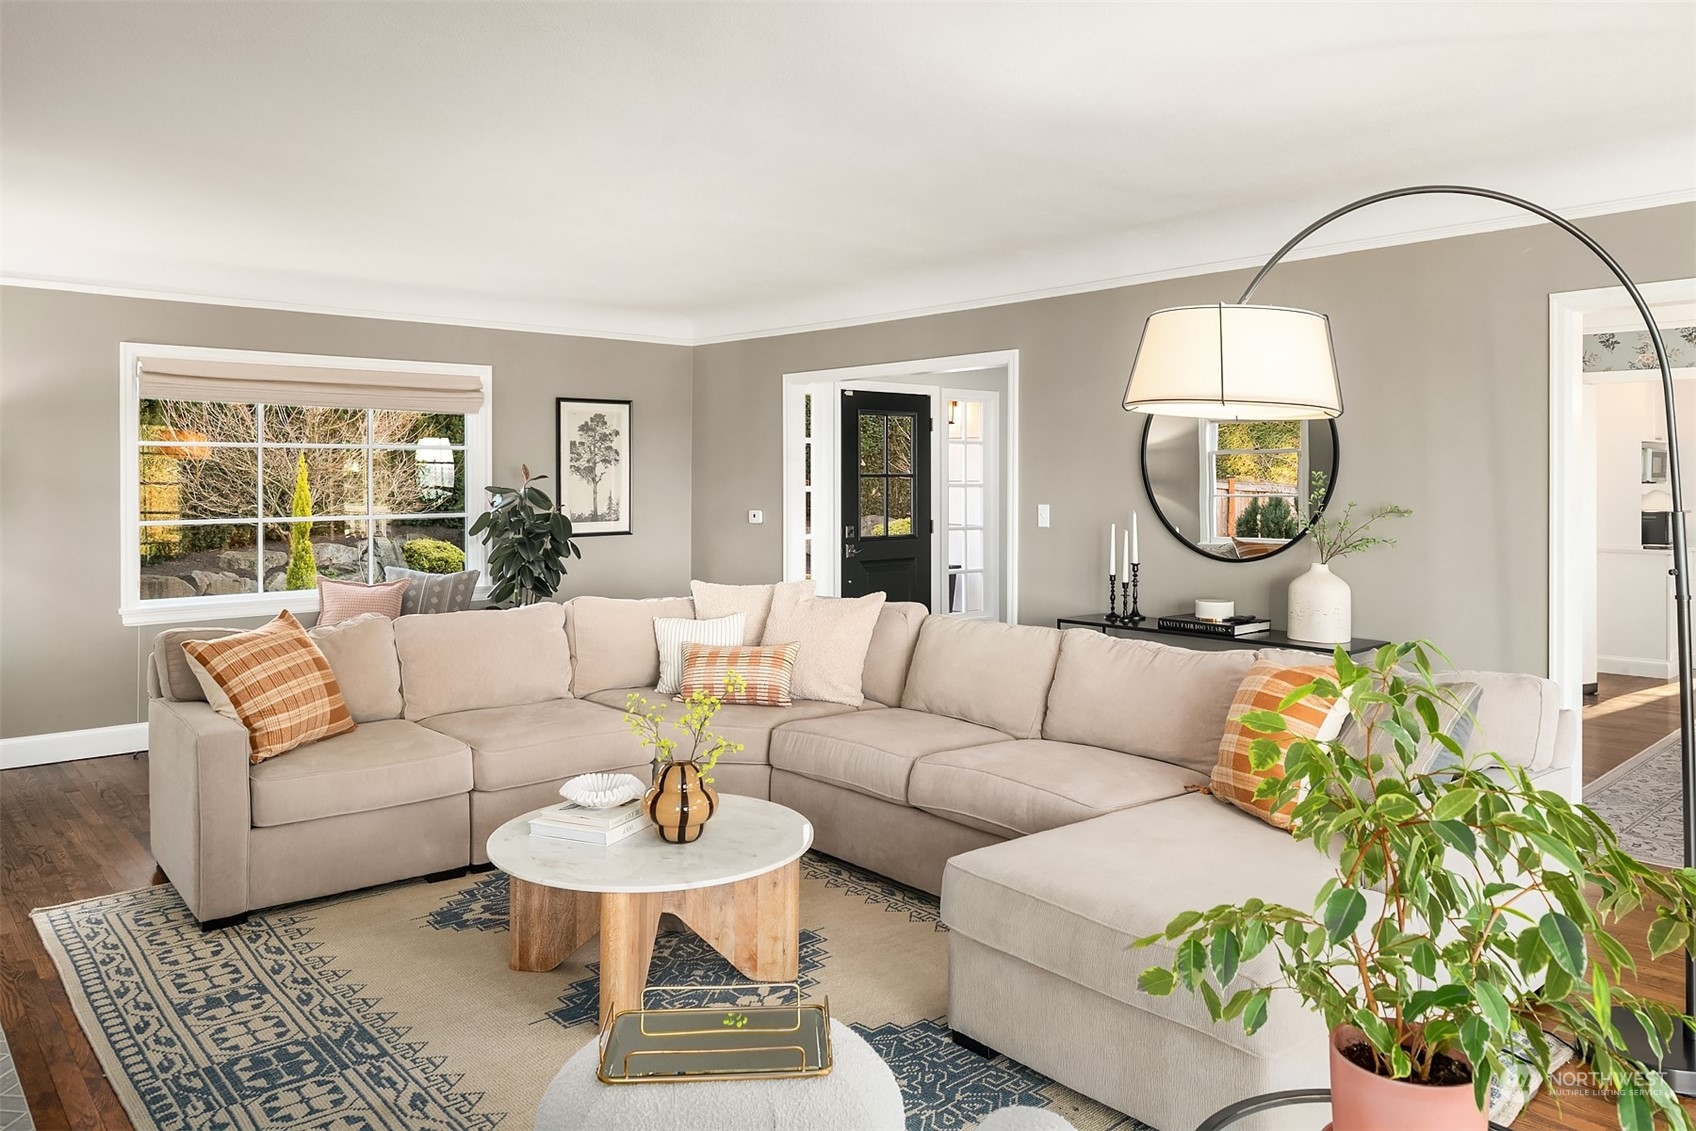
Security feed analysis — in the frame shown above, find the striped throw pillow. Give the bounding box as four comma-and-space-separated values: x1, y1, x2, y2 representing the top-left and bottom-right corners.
655, 614, 746, 695
180, 610, 357, 763
316, 577, 410, 627
1211, 660, 1349, 829
678, 642, 799, 708
383, 566, 480, 615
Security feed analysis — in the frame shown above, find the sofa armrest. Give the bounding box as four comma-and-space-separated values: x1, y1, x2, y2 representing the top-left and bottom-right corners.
148, 697, 252, 922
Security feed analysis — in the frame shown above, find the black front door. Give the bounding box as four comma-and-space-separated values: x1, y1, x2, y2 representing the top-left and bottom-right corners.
841, 390, 932, 608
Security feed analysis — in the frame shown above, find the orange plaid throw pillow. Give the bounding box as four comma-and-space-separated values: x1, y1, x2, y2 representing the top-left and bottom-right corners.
678, 642, 799, 708
1211, 660, 1347, 829
181, 609, 357, 763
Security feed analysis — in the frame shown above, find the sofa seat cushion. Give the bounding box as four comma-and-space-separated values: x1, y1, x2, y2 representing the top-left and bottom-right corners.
941, 792, 1358, 1055
910, 740, 1206, 838
769, 708, 1007, 805
584, 689, 854, 765
420, 699, 647, 792
248, 719, 471, 828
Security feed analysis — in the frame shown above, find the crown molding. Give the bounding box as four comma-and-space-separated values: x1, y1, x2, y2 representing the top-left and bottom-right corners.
5, 188, 1692, 348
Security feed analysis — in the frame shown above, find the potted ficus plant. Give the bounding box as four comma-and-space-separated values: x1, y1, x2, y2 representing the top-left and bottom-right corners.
1134, 642, 1696, 1131
467, 464, 580, 606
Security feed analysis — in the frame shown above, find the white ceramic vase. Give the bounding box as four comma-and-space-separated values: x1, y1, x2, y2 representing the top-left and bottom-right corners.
1287, 562, 1352, 644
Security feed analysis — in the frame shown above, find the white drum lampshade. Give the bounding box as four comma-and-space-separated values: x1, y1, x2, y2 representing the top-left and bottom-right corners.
1122, 304, 1343, 420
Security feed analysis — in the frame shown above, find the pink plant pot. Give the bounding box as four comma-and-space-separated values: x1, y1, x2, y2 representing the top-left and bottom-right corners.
1328, 1024, 1487, 1131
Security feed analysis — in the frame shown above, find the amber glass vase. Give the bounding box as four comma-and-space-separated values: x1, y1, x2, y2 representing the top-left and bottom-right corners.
644, 761, 719, 844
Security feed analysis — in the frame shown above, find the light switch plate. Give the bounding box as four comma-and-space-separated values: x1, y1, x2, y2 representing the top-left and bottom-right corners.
748, 509, 764, 524
1037, 504, 1051, 528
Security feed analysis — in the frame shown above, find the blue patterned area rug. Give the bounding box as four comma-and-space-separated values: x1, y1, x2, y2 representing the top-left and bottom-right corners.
1585, 730, 1683, 868
34, 853, 1146, 1131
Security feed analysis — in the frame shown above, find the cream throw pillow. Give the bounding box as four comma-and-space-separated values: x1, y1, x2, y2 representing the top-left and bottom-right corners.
691, 579, 813, 646
309, 612, 404, 722
654, 613, 746, 695
761, 588, 887, 706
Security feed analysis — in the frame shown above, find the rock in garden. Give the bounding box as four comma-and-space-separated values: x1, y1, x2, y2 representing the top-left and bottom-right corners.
140, 575, 195, 600
218, 549, 286, 572
312, 542, 362, 568
190, 571, 256, 595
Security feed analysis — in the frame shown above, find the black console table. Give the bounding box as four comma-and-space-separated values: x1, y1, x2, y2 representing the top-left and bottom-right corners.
1056, 613, 1388, 657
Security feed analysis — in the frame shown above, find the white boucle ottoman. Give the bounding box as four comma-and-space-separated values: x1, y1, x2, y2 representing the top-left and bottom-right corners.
535, 1019, 906, 1130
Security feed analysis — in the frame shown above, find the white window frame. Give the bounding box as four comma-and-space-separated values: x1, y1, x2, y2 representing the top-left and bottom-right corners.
942, 389, 1001, 620
1197, 420, 1307, 546
119, 342, 494, 626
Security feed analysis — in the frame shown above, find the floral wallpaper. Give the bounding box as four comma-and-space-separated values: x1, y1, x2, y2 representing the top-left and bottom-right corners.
1583, 327, 1696, 372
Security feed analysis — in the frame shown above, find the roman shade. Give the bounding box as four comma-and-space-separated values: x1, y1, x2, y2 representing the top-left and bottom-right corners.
137, 355, 486, 414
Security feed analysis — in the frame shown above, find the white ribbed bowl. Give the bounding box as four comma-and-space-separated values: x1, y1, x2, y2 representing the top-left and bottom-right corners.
559, 772, 646, 809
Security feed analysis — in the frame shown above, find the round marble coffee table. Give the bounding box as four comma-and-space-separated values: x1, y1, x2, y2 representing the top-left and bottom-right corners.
487, 794, 813, 1027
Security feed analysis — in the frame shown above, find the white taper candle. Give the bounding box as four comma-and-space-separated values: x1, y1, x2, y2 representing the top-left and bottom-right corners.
1109, 523, 1117, 574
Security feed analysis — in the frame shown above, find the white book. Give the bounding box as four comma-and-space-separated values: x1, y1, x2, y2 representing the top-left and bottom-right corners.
529, 815, 650, 847
530, 801, 644, 831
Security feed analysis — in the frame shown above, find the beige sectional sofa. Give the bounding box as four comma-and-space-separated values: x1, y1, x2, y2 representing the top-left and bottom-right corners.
147, 594, 1577, 1130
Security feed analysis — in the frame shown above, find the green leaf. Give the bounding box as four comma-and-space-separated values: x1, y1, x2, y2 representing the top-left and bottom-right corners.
1200, 979, 1223, 1021
1165, 910, 1203, 938
1647, 916, 1689, 959
1237, 709, 1288, 735
1323, 888, 1368, 944
1241, 989, 1269, 1035
1210, 931, 1241, 987
1431, 787, 1482, 822
1247, 738, 1284, 773
1430, 820, 1477, 858
1540, 912, 1587, 979
1176, 937, 1207, 989
1137, 967, 1175, 996
1474, 982, 1510, 1034
1240, 920, 1270, 962
1617, 1086, 1652, 1131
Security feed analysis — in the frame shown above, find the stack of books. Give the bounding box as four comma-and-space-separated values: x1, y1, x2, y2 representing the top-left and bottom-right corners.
1155, 612, 1272, 638
529, 800, 647, 846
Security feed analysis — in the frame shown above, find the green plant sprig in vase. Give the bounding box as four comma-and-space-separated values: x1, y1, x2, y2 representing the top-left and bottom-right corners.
1134, 641, 1696, 1130
624, 673, 747, 844
467, 463, 580, 607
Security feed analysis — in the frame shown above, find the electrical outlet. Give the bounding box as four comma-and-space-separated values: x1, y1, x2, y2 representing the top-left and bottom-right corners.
1037, 504, 1051, 528
747, 509, 764, 524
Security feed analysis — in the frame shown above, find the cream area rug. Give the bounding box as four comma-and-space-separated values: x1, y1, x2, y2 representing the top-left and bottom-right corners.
34, 853, 1145, 1131
1585, 730, 1685, 868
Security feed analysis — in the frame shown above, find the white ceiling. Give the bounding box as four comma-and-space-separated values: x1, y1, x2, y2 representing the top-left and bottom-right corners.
3, 2, 1693, 344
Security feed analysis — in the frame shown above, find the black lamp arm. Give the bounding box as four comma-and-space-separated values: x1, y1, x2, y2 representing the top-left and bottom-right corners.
1236, 184, 1696, 1033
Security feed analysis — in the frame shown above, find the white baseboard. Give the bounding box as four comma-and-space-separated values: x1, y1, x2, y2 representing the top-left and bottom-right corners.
0, 722, 148, 770
1597, 655, 1676, 680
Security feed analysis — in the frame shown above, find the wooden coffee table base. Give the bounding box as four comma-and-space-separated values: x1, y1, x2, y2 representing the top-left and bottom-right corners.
507, 859, 801, 1027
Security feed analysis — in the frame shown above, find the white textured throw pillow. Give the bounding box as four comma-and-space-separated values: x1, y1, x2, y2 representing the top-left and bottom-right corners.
690, 579, 813, 646
654, 614, 746, 695
762, 588, 887, 706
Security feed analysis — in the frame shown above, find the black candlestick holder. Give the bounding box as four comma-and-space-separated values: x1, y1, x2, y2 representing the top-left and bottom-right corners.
1125, 564, 1145, 625
1106, 573, 1120, 623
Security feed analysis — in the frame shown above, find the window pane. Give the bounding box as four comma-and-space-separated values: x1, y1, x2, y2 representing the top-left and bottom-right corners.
965, 400, 984, 441
262, 404, 368, 446
965, 572, 984, 613
371, 517, 468, 575
966, 529, 984, 570
948, 486, 965, 524
889, 477, 914, 534
263, 447, 368, 519
1214, 451, 1297, 490
948, 444, 965, 484
1216, 420, 1299, 451
371, 445, 464, 515
949, 530, 965, 569
372, 410, 465, 446
947, 402, 964, 441
859, 477, 886, 537
141, 445, 258, 522
858, 415, 886, 473
264, 520, 372, 588
888, 416, 914, 474
804, 394, 812, 440
141, 399, 256, 444
965, 443, 984, 485
1230, 494, 1302, 540
139, 522, 260, 599
949, 573, 964, 613
804, 490, 812, 536
965, 486, 984, 527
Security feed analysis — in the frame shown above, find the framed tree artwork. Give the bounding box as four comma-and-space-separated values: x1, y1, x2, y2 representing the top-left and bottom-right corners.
556, 397, 633, 536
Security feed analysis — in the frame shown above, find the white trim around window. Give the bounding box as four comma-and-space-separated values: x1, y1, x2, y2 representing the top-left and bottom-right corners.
119, 343, 494, 626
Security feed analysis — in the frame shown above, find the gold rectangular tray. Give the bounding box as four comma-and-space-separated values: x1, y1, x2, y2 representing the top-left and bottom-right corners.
597, 986, 833, 1083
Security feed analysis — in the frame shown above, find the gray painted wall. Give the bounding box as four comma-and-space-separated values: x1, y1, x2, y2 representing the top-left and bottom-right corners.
0, 288, 693, 738
691, 203, 1696, 678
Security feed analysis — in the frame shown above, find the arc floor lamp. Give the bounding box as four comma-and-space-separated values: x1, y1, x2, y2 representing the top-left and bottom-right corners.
1121, 185, 1695, 1093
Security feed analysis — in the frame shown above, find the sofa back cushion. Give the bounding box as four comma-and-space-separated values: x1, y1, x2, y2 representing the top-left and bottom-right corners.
151, 626, 246, 701
762, 589, 886, 706
901, 617, 1062, 739
309, 612, 404, 722
1043, 630, 1256, 774
691, 579, 812, 645
1438, 669, 1559, 773
565, 595, 695, 695
394, 602, 573, 719
862, 602, 928, 706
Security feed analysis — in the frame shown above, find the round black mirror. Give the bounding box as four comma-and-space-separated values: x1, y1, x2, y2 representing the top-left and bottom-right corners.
1139, 416, 1340, 563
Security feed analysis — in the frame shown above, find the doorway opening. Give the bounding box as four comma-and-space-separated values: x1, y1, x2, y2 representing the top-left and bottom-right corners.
1549, 278, 1696, 796
782, 351, 1018, 621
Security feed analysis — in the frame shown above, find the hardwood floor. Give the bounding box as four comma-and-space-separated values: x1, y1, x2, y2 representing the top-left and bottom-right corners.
0, 751, 1691, 1129
1584, 673, 1681, 785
